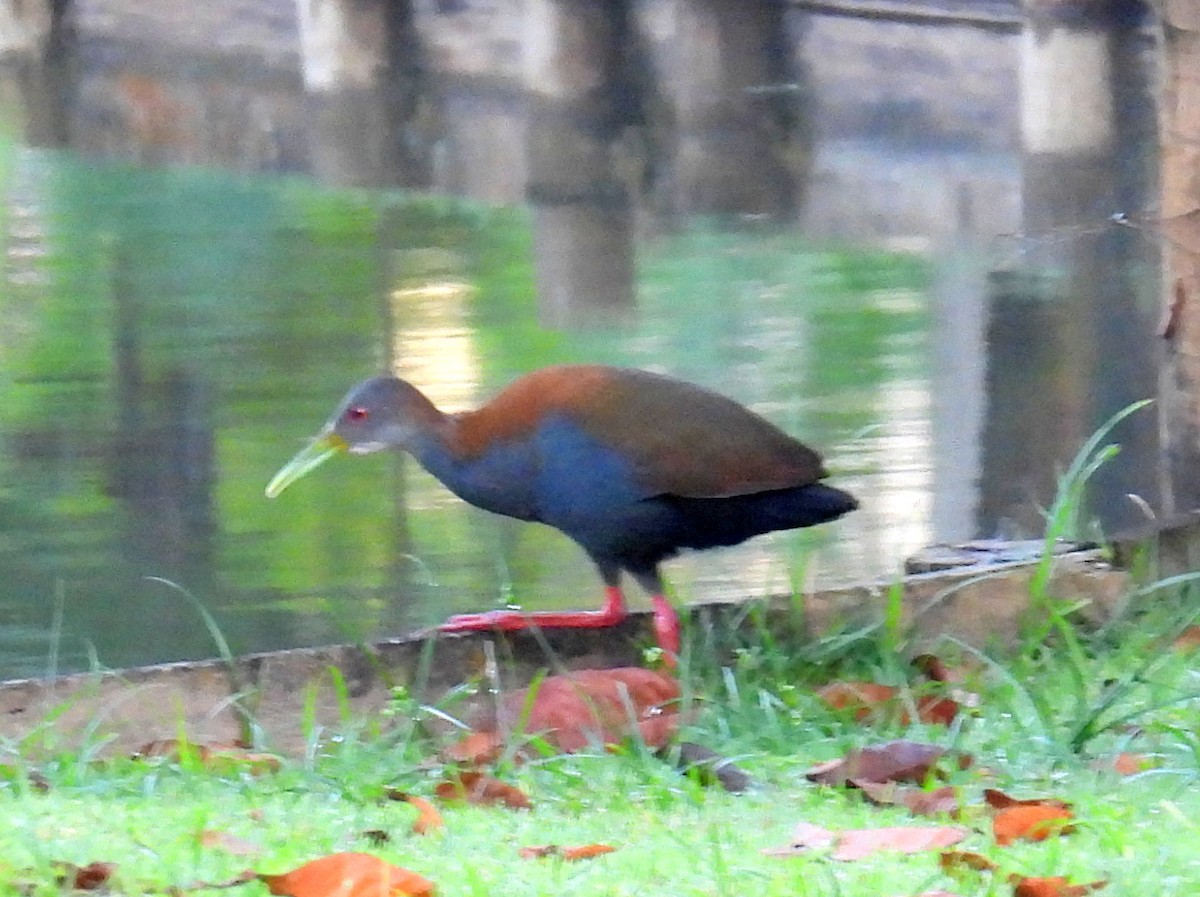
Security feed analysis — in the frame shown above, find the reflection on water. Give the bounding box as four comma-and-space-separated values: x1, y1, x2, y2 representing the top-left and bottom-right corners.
0, 3, 1161, 678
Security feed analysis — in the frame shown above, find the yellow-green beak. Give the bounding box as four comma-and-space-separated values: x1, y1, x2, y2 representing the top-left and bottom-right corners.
265, 431, 348, 498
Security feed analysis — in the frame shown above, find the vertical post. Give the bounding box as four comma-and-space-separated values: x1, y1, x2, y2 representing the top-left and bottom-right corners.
1159, 1, 1200, 513
295, 0, 388, 92
0, 0, 53, 58
296, 0, 427, 187
0, 0, 74, 146
524, 0, 635, 327
633, 0, 801, 219
978, 0, 1157, 534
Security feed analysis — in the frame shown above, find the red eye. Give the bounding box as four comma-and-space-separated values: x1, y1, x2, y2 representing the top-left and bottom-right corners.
345, 406, 369, 423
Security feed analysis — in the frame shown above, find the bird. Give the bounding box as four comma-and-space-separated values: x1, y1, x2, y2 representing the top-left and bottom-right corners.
265, 365, 857, 659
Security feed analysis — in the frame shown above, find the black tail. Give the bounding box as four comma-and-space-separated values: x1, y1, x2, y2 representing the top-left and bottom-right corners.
772, 483, 858, 526
667, 483, 857, 551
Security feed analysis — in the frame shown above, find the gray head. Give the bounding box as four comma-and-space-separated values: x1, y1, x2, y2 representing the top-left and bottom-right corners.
265, 376, 441, 497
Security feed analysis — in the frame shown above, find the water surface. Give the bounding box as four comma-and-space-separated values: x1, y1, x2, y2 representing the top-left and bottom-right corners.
0, 6, 1161, 678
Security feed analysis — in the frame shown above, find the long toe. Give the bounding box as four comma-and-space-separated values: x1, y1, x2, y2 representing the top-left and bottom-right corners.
440, 608, 629, 633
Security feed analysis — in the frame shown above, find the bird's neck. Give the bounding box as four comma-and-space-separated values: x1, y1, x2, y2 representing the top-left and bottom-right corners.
410, 412, 539, 522
407, 411, 482, 479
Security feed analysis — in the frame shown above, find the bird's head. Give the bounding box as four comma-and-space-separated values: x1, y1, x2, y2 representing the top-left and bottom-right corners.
265, 376, 438, 498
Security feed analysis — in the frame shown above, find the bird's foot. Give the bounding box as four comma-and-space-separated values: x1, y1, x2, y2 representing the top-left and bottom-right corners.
651, 594, 681, 664
440, 585, 628, 634
439, 607, 628, 633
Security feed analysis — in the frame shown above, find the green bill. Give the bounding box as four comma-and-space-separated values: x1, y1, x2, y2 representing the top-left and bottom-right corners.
265, 431, 348, 498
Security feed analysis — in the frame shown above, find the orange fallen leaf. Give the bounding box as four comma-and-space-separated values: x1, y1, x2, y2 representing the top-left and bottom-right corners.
519, 844, 616, 861
450, 668, 681, 760
765, 822, 966, 861
435, 771, 532, 810
259, 852, 433, 897
806, 741, 964, 787
388, 793, 444, 835
1010, 875, 1108, 897
561, 844, 617, 861
993, 805, 1075, 845
855, 781, 961, 817
1108, 752, 1151, 776
441, 731, 503, 766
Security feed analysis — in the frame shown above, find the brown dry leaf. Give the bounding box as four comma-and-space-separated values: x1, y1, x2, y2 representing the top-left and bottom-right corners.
449, 668, 681, 760
765, 822, 966, 861
673, 742, 755, 794
912, 654, 958, 682
1010, 875, 1108, 897
0, 764, 50, 792
816, 682, 960, 725
198, 829, 262, 857
1172, 625, 1200, 651
993, 805, 1075, 846
131, 739, 282, 775
259, 852, 433, 897
54, 862, 117, 891
435, 771, 532, 810
387, 793, 445, 835
855, 781, 961, 817
940, 850, 999, 874
519, 844, 616, 861
983, 789, 1072, 811
441, 731, 503, 766
817, 681, 899, 718
806, 741, 962, 787
915, 695, 962, 725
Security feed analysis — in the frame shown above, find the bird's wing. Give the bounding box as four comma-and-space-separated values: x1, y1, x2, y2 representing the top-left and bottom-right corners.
454, 366, 829, 500
574, 368, 828, 499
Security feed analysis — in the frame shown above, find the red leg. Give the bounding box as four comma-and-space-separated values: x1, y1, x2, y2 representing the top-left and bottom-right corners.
651, 593, 680, 662
439, 585, 628, 633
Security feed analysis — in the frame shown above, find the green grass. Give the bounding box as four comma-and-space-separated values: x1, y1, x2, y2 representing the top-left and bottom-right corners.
1, 596, 1199, 896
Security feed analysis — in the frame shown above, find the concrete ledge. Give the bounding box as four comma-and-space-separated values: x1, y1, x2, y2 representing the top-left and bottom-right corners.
0, 550, 1128, 757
